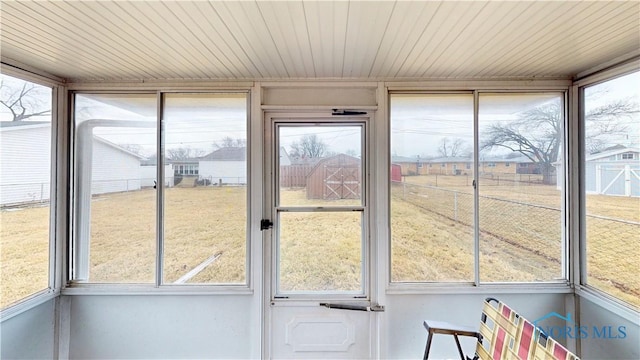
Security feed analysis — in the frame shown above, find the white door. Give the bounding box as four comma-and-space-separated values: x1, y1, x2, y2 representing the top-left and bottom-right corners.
263, 112, 382, 359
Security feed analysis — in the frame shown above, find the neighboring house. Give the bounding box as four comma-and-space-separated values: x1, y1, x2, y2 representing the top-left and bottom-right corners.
0, 121, 52, 205
478, 156, 543, 176
89, 137, 146, 195
391, 154, 540, 177
140, 156, 175, 188
1, 121, 147, 205
199, 147, 246, 185
280, 147, 292, 166
171, 160, 199, 176
426, 157, 473, 176
141, 154, 189, 182
479, 157, 520, 175
583, 146, 639, 197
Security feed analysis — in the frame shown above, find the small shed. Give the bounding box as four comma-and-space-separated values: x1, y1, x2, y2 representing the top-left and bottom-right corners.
583, 146, 639, 197
390, 164, 402, 182
306, 154, 361, 200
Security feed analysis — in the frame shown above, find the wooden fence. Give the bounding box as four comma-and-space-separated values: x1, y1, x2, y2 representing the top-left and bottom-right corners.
279, 165, 313, 187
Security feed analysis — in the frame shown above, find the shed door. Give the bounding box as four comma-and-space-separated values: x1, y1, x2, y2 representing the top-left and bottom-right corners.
263, 113, 382, 359
323, 162, 361, 200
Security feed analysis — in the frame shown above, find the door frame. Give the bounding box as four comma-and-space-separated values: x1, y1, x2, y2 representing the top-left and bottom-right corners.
261, 110, 381, 358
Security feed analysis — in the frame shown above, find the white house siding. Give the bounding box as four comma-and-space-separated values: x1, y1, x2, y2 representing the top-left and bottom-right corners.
198, 161, 246, 185
0, 124, 51, 206
140, 164, 175, 188
91, 140, 141, 195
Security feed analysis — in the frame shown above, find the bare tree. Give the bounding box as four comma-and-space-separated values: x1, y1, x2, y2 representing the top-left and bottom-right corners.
214, 136, 246, 149
481, 98, 636, 184
584, 99, 636, 154
290, 134, 327, 159
438, 137, 466, 157
166, 147, 204, 160
0, 79, 51, 121
120, 143, 143, 155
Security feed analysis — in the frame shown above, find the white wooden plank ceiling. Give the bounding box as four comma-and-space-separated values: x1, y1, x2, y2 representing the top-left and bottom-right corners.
1, 1, 638, 82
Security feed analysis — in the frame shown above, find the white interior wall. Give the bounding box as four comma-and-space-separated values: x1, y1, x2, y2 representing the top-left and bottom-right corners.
66, 295, 257, 359
578, 297, 639, 359
0, 299, 56, 359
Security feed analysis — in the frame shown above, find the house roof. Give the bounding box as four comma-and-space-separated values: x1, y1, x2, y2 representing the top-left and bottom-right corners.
308, 153, 361, 173
480, 156, 533, 164
586, 146, 640, 162
391, 155, 422, 163
0, 121, 50, 131
93, 136, 146, 160
200, 147, 246, 161
392, 155, 534, 164
141, 155, 200, 166
428, 157, 472, 164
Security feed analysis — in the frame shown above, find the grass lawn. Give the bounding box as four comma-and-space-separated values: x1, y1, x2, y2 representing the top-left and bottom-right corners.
1, 175, 638, 309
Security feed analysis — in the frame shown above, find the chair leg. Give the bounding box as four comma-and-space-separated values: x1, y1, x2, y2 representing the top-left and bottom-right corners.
423, 332, 434, 360
453, 334, 465, 360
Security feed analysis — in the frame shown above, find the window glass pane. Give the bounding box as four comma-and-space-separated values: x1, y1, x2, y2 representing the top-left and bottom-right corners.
583, 71, 640, 307
74, 94, 157, 283
162, 93, 247, 284
390, 94, 474, 282
0, 74, 52, 307
278, 125, 362, 207
278, 211, 362, 293
479, 93, 564, 282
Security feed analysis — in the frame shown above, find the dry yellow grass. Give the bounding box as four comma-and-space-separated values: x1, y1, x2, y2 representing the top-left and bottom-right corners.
397, 175, 639, 307
1, 205, 50, 308
1, 177, 638, 309
88, 186, 246, 284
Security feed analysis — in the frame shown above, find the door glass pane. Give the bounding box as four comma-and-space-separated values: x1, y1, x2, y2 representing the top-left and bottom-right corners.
1, 74, 52, 308
278, 125, 362, 207
390, 94, 474, 282
583, 71, 640, 307
478, 93, 564, 282
74, 93, 157, 283
162, 93, 248, 284
278, 211, 363, 293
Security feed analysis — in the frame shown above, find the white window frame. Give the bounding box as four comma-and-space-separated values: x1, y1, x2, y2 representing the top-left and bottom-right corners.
386, 85, 572, 293
66, 88, 253, 295
0, 65, 65, 321
574, 61, 640, 318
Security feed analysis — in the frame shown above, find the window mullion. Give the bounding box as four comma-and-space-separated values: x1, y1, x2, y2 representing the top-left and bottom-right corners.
156, 91, 164, 287
473, 90, 480, 286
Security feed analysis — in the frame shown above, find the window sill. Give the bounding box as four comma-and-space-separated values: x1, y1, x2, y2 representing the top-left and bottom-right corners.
576, 285, 640, 323
0, 288, 59, 322
62, 283, 253, 296
386, 281, 572, 295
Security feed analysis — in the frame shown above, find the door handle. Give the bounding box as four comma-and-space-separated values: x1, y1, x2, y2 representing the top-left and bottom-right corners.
320, 302, 385, 312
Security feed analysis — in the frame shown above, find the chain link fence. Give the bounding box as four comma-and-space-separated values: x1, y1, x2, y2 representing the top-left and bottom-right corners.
391, 180, 639, 303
